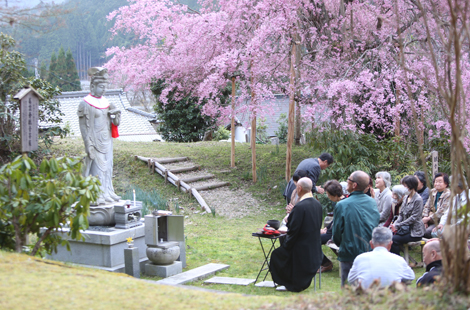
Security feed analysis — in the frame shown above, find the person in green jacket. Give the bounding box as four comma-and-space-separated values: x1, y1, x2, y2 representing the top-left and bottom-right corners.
333, 170, 380, 287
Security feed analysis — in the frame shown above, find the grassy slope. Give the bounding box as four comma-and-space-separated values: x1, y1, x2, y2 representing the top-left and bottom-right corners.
43, 139, 427, 294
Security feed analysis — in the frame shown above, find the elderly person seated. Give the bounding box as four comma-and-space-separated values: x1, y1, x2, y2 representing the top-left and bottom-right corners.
415, 171, 430, 205
417, 239, 442, 287
348, 227, 415, 288
375, 171, 392, 225
422, 172, 451, 238
390, 176, 425, 255
319, 180, 346, 272
383, 185, 407, 228
432, 176, 469, 237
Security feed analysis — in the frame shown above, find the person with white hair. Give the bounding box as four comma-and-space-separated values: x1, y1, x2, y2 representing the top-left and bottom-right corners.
348, 227, 415, 288
375, 171, 392, 225
383, 185, 408, 227
340, 181, 349, 196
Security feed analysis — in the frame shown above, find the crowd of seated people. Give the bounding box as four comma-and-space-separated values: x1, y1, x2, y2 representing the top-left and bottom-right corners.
274, 164, 463, 291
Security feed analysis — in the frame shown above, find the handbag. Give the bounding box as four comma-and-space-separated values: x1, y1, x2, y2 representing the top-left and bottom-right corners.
396, 225, 410, 236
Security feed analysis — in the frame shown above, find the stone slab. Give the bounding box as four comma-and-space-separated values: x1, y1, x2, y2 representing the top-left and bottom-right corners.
145, 261, 182, 278
156, 263, 229, 285
204, 277, 255, 286
46, 226, 146, 268
254, 281, 275, 287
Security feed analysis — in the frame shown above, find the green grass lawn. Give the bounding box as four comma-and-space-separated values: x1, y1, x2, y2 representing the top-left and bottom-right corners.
46, 138, 428, 296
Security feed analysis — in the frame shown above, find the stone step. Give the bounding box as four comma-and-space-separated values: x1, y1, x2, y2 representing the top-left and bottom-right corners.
204, 276, 255, 286
156, 263, 229, 285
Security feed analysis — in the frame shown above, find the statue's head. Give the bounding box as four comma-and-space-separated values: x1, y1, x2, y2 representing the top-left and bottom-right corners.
88, 67, 108, 98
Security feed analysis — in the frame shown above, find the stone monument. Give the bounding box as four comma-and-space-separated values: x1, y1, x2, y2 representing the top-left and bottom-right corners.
77, 67, 121, 225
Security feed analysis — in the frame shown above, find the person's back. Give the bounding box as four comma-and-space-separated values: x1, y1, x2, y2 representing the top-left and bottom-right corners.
349, 227, 414, 288
334, 191, 379, 261
349, 247, 414, 288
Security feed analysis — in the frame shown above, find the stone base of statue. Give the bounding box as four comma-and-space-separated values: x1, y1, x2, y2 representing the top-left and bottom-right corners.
87, 201, 143, 227
45, 224, 148, 272
88, 203, 116, 226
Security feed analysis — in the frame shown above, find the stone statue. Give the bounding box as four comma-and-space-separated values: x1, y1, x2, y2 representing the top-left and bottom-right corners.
78, 67, 121, 205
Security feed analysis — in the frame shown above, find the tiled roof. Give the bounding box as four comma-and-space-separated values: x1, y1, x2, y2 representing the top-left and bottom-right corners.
51, 89, 161, 142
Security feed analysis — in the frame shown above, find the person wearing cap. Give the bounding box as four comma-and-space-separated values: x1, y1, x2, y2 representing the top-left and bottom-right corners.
270, 177, 323, 292
283, 153, 334, 203
78, 67, 121, 204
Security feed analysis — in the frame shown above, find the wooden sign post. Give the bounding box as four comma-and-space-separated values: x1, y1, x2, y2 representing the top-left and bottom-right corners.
431, 151, 438, 177
14, 87, 43, 153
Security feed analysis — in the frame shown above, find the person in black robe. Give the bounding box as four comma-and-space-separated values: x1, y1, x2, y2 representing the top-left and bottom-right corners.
270, 177, 323, 292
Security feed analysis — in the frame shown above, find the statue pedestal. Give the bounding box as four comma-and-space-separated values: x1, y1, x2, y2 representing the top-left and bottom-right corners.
46, 224, 148, 272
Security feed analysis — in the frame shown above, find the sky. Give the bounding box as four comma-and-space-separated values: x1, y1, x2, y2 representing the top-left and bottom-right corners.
4, 0, 67, 8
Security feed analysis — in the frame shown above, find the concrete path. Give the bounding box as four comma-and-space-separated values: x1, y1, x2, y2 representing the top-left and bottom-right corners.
156, 263, 229, 285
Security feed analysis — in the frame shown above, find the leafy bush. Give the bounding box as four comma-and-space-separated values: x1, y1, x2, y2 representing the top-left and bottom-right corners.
0, 33, 69, 163
0, 155, 100, 256
151, 79, 230, 142
274, 113, 288, 143
212, 126, 230, 141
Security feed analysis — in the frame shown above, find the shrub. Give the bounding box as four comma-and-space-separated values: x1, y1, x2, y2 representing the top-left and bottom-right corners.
213, 126, 230, 141
0, 155, 100, 256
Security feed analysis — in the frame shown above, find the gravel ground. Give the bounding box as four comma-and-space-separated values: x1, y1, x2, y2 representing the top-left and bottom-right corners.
199, 187, 264, 219
154, 159, 264, 219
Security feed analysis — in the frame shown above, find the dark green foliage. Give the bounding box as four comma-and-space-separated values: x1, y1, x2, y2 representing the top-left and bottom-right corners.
151, 80, 219, 142
274, 113, 288, 144
46, 47, 81, 91
308, 129, 383, 184
65, 48, 81, 91
0, 34, 69, 162
0, 155, 101, 256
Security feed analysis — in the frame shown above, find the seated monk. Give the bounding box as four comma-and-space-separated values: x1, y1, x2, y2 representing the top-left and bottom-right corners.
270, 178, 323, 292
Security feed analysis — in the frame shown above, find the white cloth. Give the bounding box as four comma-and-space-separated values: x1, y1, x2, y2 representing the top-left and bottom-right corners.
84, 94, 110, 109
348, 246, 415, 288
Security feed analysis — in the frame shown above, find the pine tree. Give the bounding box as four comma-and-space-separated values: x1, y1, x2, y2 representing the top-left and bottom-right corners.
55, 46, 68, 90
39, 61, 48, 80
47, 52, 58, 87
66, 48, 81, 91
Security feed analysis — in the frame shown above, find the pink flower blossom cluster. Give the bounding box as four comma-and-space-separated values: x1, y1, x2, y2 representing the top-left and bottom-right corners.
105, 0, 470, 145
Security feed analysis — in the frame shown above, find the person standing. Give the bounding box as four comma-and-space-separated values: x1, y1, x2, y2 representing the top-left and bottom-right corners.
270, 178, 323, 292
332, 171, 380, 287
283, 153, 334, 203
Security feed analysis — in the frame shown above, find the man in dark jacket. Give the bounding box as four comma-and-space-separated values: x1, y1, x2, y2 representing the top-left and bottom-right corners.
283, 153, 334, 203
417, 240, 442, 287
270, 177, 323, 292
332, 170, 380, 287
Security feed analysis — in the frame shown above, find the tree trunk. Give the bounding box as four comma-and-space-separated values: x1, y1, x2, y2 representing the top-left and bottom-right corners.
286, 42, 296, 181
231, 77, 236, 168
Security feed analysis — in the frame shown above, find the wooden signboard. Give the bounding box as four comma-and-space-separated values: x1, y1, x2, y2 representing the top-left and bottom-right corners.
14, 87, 43, 153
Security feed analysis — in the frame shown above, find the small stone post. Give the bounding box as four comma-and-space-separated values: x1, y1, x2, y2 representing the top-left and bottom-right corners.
124, 246, 140, 278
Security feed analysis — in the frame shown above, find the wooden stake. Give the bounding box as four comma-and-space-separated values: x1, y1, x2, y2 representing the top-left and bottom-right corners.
251, 72, 257, 183
231, 76, 236, 168
286, 42, 296, 181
